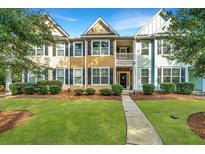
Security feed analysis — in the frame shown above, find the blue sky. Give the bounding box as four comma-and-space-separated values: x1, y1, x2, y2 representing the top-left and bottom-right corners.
43, 8, 176, 37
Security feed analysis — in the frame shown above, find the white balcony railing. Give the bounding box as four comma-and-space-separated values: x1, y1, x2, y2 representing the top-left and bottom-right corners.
116, 53, 134, 60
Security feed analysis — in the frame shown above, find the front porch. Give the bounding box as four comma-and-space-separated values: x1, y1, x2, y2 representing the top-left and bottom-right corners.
116, 67, 133, 90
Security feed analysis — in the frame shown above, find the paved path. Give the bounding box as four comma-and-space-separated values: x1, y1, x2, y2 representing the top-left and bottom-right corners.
122, 95, 163, 145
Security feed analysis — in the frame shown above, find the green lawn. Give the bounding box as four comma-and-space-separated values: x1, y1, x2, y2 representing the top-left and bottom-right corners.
0, 98, 126, 144
137, 99, 205, 145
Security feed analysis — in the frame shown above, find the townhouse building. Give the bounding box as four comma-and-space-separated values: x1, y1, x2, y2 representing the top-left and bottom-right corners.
24, 9, 205, 93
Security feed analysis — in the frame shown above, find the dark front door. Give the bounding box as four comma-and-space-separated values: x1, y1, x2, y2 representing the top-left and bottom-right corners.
120, 73, 127, 88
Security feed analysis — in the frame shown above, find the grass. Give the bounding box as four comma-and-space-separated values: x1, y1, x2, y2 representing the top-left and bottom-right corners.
0, 98, 126, 144
137, 99, 205, 145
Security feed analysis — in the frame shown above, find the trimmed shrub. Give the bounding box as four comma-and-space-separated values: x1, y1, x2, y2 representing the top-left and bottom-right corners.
142, 84, 155, 95
50, 85, 61, 95
160, 82, 176, 94
23, 86, 35, 95
38, 85, 48, 95
176, 82, 194, 94
0, 85, 4, 92
99, 88, 112, 96
74, 89, 84, 95
9, 85, 21, 95
85, 88, 95, 95
37, 80, 48, 87
112, 84, 123, 96
37, 80, 63, 89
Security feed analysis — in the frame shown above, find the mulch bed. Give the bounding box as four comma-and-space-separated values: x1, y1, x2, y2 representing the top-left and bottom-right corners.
0, 110, 33, 133
7, 92, 122, 100
187, 112, 205, 139
130, 92, 204, 101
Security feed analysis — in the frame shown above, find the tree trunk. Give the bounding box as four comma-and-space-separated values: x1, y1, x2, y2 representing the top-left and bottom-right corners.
5, 65, 12, 92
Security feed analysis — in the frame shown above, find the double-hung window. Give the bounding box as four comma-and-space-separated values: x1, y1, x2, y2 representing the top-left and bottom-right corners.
56, 69, 65, 84
74, 68, 83, 85
141, 69, 149, 84
56, 43, 65, 56
157, 40, 172, 55
28, 73, 45, 83
92, 68, 109, 85
141, 41, 149, 55
92, 40, 109, 56
160, 67, 181, 83
74, 42, 83, 56
31, 46, 44, 56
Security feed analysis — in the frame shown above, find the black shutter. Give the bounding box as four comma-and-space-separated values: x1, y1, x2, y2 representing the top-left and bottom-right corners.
181, 68, 185, 82
70, 42, 73, 56
65, 69, 69, 85
88, 40, 91, 55
24, 72, 28, 83
83, 68, 85, 85
45, 45, 48, 56
110, 40, 113, 55
53, 69, 56, 80
53, 44, 56, 56
110, 68, 113, 85
70, 68, 73, 85
65, 43, 69, 56
45, 68, 48, 80
157, 68, 161, 84
83, 41, 85, 56
88, 68, 91, 85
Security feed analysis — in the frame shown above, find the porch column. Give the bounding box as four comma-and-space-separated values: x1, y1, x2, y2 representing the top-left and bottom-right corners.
133, 39, 137, 90
114, 39, 117, 84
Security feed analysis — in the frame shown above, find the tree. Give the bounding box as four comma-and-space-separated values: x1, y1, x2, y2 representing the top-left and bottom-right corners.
166, 8, 205, 76
0, 9, 54, 90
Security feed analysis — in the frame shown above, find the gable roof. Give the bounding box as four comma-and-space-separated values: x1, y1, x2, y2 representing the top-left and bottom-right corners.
82, 17, 119, 36
135, 8, 171, 37
45, 14, 70, 37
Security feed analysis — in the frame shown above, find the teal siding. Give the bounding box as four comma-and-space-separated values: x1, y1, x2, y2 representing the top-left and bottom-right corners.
151, 40, 155, 84
189, 72, 203, 91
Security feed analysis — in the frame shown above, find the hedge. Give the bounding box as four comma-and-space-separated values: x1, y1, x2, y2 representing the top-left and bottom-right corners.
160, 82, 176, 94
50, 85, 61, 95
38, 85, 48, 95
176, 82, 194, 94
23, 86, 35, 95
112, 84, 123, 96
142, 84, 155, 95
85, 88, 95, 95
74, 89, 84, 95
99, 89, 112, 96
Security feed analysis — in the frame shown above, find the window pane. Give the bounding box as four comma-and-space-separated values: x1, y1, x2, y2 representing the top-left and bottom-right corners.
163, 44, 171, 54
172, 68, 180, 76
142, 42, 149, 49
93, 41, 100, 55
37, 46, 44, 55
101, 77, 108, 84
141, 69, 149, 76
141, 77, 149, 84
75, 43, 82, 56
101, 69, 108, 76
163, 77, 171, 82
75, 69, 81, 77
31, 47, 36, 56
93, 69, 100, 76
57, 43, 64, 56
172, 77, 180, 83
75, 77, 82, 84
141, 49, 149, 55
163, 68, 171, 76
57, 69, 64, 77
93, 77, 100, 84
74, 69, 82, 84
29, 77, 36, 83
141, 41, 149, 55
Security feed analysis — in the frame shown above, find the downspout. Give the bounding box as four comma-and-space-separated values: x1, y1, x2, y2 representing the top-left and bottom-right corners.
84, 39, 87, 90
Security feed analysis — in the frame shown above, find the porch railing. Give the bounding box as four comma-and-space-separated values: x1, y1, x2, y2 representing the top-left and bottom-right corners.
116, 53, 134, 60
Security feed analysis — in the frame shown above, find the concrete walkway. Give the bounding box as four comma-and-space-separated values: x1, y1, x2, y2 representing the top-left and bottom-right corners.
122, 95, 163, 145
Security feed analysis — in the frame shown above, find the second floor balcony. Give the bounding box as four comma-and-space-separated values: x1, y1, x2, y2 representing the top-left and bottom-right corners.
116, 53, 134, 61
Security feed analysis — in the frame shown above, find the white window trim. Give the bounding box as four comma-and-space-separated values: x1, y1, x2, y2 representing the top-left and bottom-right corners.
140, 41, 150, 56
73, 68, 83, 85
28, 73, 45, 83
161, 67, 182, 83
91, 40, 110, 56
56, 68, 65, 84
140, 68, 150, 85
56, 43, 66, 57
73, 41, 83, 57
91, 67, 110, 85
158, 40, 173, 56
32, 45, 46, 57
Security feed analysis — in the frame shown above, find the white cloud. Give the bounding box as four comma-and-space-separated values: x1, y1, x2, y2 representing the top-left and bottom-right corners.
54, 15, 78, 22
111, 9, 153, 31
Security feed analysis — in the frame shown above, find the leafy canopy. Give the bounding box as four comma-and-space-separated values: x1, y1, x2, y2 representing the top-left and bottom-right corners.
0, 9, 54, 82
166, 8, 205, 76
